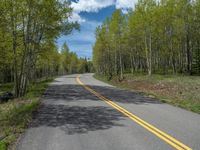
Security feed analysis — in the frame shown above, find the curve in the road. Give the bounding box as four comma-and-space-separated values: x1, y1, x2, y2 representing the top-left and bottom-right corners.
76, 75, 192, 150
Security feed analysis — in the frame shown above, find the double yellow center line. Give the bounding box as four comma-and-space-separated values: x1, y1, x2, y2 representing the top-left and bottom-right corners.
76, 75, 192, 150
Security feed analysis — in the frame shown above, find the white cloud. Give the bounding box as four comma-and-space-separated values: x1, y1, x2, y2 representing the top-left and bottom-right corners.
70, 0, 114, 23
116, 0, 135, 14
69, 0, 137, 22
116, 0, 135, 9
66, 20, 101, 44
69, 12, 86, 23
71, 0, 114, 13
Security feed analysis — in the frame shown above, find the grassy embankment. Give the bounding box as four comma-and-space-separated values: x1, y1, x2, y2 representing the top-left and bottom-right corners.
95, 73, 200, 113
0, 79, 53, 150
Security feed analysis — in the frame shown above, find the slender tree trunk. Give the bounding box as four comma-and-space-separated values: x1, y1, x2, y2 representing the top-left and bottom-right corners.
130, 53, 134, 74
145, 33, 152, 76
149, 32, 152, 75
186, 34, 192, 75
114, 49, 117, 75
119, 51, 123, 80
11, 5, 19, 97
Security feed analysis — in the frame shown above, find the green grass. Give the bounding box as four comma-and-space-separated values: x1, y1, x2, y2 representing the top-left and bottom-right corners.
25, 78, 54, 99
0, 142, 6, 150
95, 74, 200, 114
0, 78, 54, 150
0, 83, 13, 95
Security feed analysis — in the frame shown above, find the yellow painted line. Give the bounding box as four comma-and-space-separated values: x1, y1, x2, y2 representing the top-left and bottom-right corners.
76, 75, 192, 150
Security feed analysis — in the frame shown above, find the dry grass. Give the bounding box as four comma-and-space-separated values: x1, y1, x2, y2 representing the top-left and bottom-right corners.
0, 99, 39, 150
95, 74, 200, 113
0, 78, 53, 150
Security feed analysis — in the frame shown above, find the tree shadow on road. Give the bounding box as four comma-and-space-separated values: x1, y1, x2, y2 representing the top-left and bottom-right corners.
30, 104, 124, 135
43, 84, 161, 105
30, 82, 162, 135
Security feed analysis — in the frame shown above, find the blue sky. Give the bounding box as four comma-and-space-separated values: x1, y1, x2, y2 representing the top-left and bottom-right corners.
57, 0, 135, 59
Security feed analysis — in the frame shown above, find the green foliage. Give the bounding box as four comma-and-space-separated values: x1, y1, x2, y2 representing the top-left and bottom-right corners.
60, 42, 94, 74
93, 0, 200, 77
0, 0, 79, 97
0, 83, 13, 95
93, 10, 126, 79
25, 79, 54, 99
0, 78, 52, 149
0, 99, 40, 150
0, 142, 6, 150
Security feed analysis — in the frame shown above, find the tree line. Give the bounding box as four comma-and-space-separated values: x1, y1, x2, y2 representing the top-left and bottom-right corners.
0, 0, 92, 97
60, 42, 94, 75
93, 0, 200, 80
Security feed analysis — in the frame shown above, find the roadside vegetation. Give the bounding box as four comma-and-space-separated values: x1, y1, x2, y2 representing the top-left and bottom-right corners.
93, 0, 200, 78
0, 0, 94, 150
0, 78, 53, 150
0, 0, 80, 97
93, 0, 200, 113
95, 74, 200, 113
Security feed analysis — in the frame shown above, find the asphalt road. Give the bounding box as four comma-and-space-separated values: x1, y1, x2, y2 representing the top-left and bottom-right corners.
16, 74, 200, 150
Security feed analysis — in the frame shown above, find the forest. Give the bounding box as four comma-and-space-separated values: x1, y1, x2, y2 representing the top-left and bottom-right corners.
93, 0, 200, 80
0, 0, 92, 97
